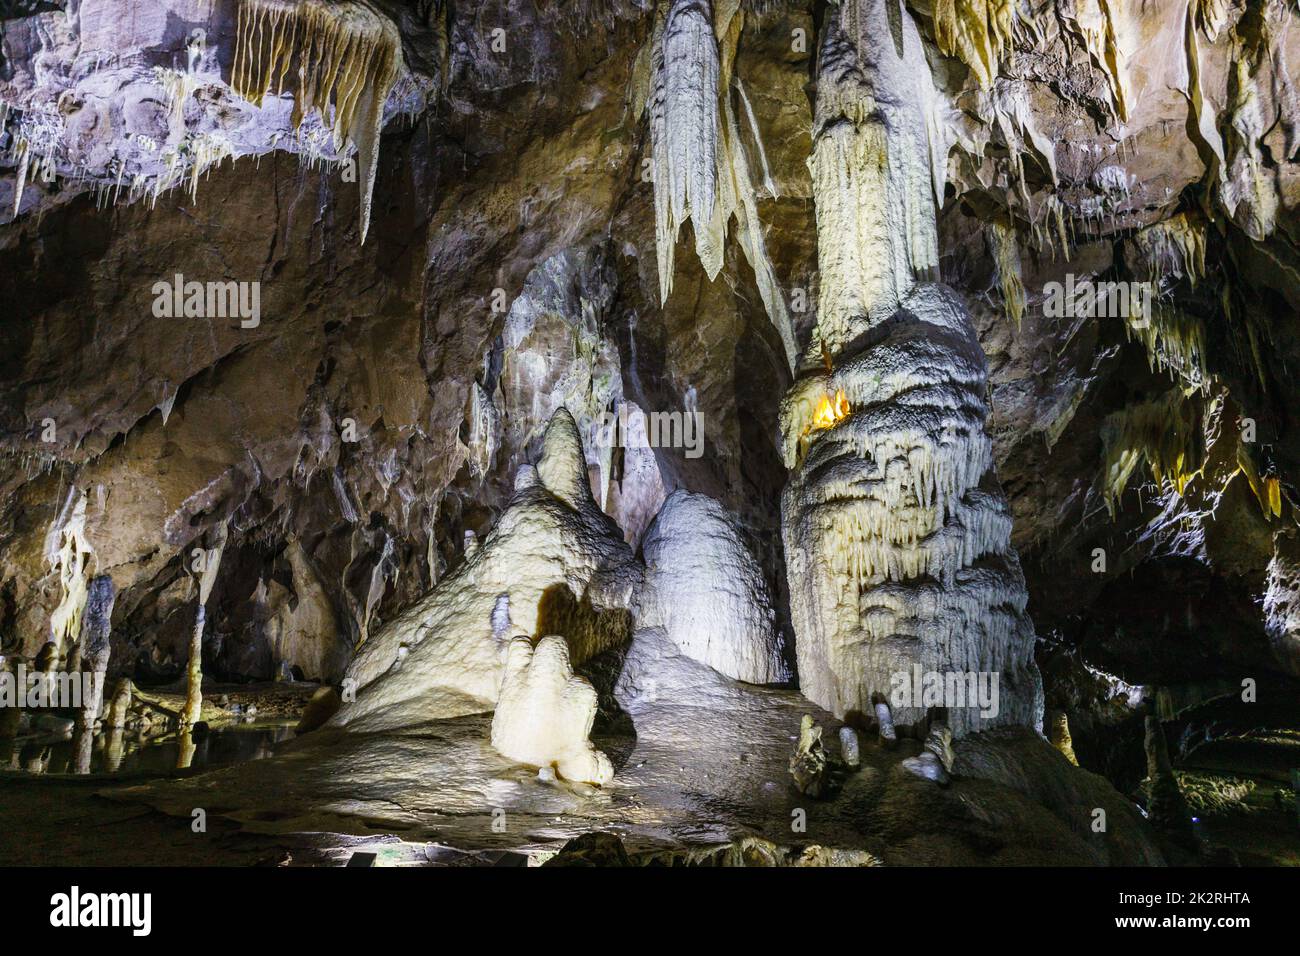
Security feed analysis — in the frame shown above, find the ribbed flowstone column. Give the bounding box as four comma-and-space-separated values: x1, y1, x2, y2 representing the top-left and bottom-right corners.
780, 0, 1042, 736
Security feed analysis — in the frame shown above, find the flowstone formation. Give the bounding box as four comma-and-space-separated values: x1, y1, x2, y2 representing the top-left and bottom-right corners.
636, 489, 790, 684
328, 408, 641, 732
779, 0, 1042, 736
490, 635, 613, 785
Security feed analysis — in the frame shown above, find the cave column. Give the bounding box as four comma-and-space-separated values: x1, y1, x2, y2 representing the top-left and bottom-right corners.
779, 0, 1041, 736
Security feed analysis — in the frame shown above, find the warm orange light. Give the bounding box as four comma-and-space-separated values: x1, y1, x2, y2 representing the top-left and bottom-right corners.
811, 389, 850, 431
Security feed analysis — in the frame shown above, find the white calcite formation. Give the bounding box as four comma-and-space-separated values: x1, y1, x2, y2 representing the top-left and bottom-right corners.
490, 635, 613, 785
329, 408, 641, 732
645, 0, 797, 371
44, 488, 95, 657
232, 0, 403, 245
494, 248, 666, 546
1, 0, 418, 235
779, 0, 1041, 737
636, 490, 790, 684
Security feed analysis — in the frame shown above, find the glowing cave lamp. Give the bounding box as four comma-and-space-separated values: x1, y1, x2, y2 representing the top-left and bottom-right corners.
811, 389, 851, 432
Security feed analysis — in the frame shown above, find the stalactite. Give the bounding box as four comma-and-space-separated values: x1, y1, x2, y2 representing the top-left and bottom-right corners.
930, 0, 1019, 89
1222, 40, 1279, 240
1031, 193, 1073, 260
45, 488, 94, 657
1099, 388, 1206, 516
232, 0, 403, 244
647, 0, 797, 370
1124, 305, 1208, 392
1238, 441, 1282, 519
1195, 0, 1233, 40
988, 219, 1025, 330
1131, 212, 1207, 287
1058, 0, 1132, 123
1183, 1, 1226, 174
1121, 214, 1210, 388
652, 0, 721, 291
780, 0, 1041, 738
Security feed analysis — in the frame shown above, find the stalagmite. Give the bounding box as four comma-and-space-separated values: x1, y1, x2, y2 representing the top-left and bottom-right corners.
490, 635, 613, 785
789, 714, 831, 797
1143, 711, 1195, 843
104, 678, 133, 730
182, 527, 226, 728
636, 490, 790, 684
780, 0, 1042, 737
232, 0, 404, 244
875, 696, 897, 749
330, 408, 641, 732
74, 575, 114, 726
839, 725, 861, 768
1047, 709, 1080, 765
901, 720, 955, 784
0, 659, 19, 766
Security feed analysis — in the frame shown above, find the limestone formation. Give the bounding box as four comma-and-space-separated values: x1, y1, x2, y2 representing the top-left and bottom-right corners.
329, 408, 640, 732
1, 0, 1297, 871
104, 678, 134, 731
636, 490, 790, 684
646, 0, 797, 370
779, 0, 1042, 736
902, 720, 956, 785
232, 0, 403, 244
838, 725, 861, 769
74, 575, 115, 726
1047, 709, 1080, 766
875, 696, 897, 750
183, 526, 226, 728
789, 713, 831, 797
490, 635, 613, 786
1143, 713, 1195, 843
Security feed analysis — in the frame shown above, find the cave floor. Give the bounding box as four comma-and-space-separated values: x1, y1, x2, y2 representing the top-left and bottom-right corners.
0, 680, 1195, 866
1179, 732, 1300, 866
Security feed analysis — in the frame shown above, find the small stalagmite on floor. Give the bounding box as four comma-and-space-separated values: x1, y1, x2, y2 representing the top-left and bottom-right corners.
490, 635, 612, 786
789, 714, 831, 798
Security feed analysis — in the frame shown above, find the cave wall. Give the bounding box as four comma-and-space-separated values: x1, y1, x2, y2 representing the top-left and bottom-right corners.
0, 0, 1297, 735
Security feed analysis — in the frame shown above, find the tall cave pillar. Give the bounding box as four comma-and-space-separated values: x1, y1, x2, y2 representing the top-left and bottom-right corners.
780, 0, 1042, 737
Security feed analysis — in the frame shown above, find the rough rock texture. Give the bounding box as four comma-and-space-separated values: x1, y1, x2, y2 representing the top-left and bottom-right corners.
329, 408, 640, 731
780, 0, 1042, 735
491, 634, 613, 785
636, 489, 790, 684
